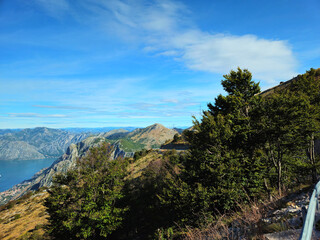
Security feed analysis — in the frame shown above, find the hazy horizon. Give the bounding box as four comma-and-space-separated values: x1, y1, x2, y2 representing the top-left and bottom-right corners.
0, 124, 190, 130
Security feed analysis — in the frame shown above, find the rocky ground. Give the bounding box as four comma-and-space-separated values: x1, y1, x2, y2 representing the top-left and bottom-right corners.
184, 185, 320, 240
261, 187, 320, 239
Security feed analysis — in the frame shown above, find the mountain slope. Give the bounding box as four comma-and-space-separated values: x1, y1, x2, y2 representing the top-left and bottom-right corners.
0, 127, 90, 160
0, 136, 132, 205
101, 128, 130, 139
260, 68, 320, 97
0, 141, 44, 160
0, 150, 165, 239
0, 124, 177, 205
127, 123, 178, 149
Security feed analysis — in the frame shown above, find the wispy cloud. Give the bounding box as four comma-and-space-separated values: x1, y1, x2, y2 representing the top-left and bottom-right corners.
34, 0, 70, 18
30, 0, 298, 83
7, 113, 69, 118
79, 0, 297, 83
104, 1, 297, 83
129, 103, 156, 111
161, 98, 179, 104
33, 105, 95, 111
1, 0, 303, 128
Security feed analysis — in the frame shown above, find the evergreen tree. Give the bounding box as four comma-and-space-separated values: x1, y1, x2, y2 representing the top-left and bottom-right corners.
288, 68, 320, 182
160, 68, 266, 227
257, 68, 320, 193
45, 143, 128, 239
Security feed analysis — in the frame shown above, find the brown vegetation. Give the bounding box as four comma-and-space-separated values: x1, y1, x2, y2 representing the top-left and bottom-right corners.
182, 190, 307, 240
0, 191, 49, 240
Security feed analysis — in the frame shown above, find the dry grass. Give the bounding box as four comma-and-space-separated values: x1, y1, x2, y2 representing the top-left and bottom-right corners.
0, 191, 49, 240
126, 151, 162, 179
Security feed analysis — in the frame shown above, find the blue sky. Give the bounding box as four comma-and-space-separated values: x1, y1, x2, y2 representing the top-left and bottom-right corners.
0, 0, 319, 129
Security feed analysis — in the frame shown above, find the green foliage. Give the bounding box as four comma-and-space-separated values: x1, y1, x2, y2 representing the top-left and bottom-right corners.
120, 138, 145, 152
175, 68, 265, 219
12, 214, 21, 220
43, 68, 320, 239
162, 149, 180, 165
172, 134, 180, 143
114, 158, 178, 240
133, 149, 151, 161
257, 68, 320, 192
6, 201, 15, 209
159, 67, 320, 229
154, 227, 174, 240
45, 142, 129, 239
262, 222, 288, 233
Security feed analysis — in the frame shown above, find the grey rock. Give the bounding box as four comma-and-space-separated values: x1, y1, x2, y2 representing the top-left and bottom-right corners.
264, 229, 320, 240
0, 140, 44, 160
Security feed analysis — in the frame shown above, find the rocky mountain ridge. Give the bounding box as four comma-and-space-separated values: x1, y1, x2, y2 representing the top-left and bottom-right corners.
0, 124, 177, 205
0, 136, 129, 205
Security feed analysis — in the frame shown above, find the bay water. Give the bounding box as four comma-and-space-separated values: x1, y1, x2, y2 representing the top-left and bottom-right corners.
0, 158, 57, 192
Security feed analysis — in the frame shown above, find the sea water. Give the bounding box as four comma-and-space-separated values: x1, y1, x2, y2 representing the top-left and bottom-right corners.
0, 158, 57, 192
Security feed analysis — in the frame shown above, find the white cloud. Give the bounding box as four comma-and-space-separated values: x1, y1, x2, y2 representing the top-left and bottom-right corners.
96, 0, 297, 83
32, 0, 298, 83
178, 33, 297, 83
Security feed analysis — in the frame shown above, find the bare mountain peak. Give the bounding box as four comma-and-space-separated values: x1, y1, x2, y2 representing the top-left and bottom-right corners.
128, 123, 178, 149
146, 123, 166, 130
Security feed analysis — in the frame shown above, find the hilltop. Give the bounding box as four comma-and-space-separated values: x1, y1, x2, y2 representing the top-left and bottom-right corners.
127, 123, 178, 149
260, 67, 320, 97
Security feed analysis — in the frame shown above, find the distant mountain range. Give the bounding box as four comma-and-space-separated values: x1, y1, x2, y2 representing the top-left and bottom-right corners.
62, 127, 137, 134
0, 129, 22, 136
0, 123, 178, 205
0, 128, 90, 160
0, 125, 185, 161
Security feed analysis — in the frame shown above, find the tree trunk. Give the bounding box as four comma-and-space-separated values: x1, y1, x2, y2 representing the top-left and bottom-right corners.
307, 133, 317, 182
278, 160, 282, 196
264, 178, 272, 201
277, 142, 283, 196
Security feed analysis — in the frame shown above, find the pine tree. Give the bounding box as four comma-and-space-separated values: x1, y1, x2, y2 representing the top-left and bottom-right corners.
45, 143, 128, 239
172, 68, 265, 220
